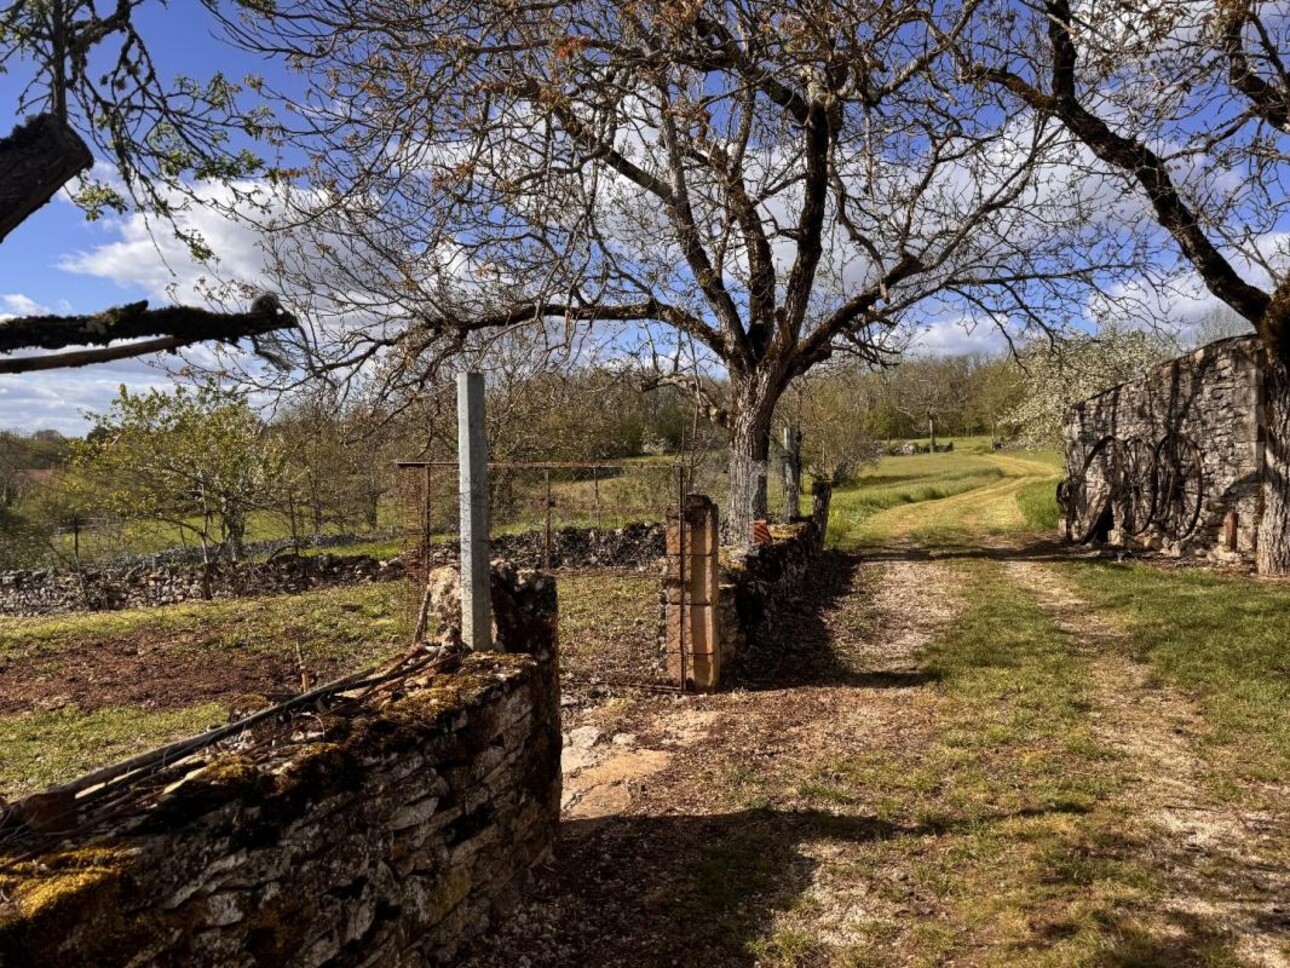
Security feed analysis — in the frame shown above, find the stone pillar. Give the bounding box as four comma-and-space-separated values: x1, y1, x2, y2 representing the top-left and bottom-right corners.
458, 372, 493, 650
663, 494, 721, 690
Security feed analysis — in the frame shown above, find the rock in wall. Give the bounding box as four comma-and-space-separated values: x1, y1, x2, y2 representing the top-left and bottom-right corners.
0, 522, 664, 617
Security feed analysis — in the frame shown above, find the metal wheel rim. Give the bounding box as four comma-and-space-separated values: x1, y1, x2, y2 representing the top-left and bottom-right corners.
1120, 436, 1157, 536
1153, 434, 1203, 541
1071, 436, 1120, 544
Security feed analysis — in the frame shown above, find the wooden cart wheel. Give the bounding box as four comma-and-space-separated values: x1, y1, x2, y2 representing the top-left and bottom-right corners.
1153, 434, 1204, 541
1119, 436, 1157, 536
1070, 436, 1121, 544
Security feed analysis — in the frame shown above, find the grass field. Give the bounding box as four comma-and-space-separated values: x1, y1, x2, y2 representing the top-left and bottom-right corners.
482, 441, 1288, 966
829, 436, 1063, 546
0, 570, 659, 799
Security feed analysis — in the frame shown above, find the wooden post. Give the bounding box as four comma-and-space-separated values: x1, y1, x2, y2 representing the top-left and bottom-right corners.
782, 424, 802, 522
543, 468, 552, 571
664, 492, 721, 690
593, 465, 601, 529
458, 372, 493, 650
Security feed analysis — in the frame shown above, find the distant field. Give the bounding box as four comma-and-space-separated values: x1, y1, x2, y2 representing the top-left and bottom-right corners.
0, 567, 659, 799
829, 437, 1063, 547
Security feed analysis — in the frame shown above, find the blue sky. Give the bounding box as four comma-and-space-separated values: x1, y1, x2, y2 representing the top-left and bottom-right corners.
0, 4, 279, 434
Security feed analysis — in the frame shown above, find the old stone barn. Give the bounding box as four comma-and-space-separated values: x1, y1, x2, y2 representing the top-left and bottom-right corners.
1061, 334, 1275, 564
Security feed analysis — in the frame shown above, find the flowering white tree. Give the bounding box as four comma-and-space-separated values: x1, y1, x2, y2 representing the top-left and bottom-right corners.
1004, 328, 1175, 448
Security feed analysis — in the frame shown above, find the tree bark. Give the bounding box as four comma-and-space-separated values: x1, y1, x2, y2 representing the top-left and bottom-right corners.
1258, 360, 1290, 574
0, 114, 93, 245
727, 376, 777, 544
0, 300, 296, 369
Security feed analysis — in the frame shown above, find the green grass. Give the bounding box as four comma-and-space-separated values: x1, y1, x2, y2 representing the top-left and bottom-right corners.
0, 704, 228, 798
0, 567, 649, 797
1017, 478, 1062, 531
828, 447, 1062, 547
781, 560, 1193, 965
0, 582, 409, 796
828, 452, 1008, 545
1063, 560, 1290, 783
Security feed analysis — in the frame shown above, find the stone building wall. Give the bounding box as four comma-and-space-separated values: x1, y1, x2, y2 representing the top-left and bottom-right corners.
0, 570, 561, 967
1063, 335, 1266, 560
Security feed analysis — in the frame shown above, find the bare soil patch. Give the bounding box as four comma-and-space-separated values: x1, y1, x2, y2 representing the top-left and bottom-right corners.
0, 634, 312, 715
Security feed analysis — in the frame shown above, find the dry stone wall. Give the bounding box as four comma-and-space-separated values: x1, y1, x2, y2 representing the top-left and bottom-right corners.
1063, 335, 1265, 561
715, 519, 824, 670
0, 569, 561, 967
0, 522, 664, 617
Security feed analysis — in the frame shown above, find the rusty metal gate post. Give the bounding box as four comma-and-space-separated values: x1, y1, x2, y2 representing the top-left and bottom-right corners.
665, 470, 721, 691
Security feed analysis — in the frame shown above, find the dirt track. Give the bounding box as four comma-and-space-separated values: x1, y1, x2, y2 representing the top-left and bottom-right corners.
462, 456, 1290, 967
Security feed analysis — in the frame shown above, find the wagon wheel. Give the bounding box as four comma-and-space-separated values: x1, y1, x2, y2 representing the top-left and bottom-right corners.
1069, 436, 1122, 544
1119, 437, 1157, 536
1153, 434, 1204, 541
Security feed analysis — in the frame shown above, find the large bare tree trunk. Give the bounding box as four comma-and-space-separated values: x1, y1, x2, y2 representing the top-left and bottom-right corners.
727, 377, 777, 544
0, 114, 93, 244
1258, 361, 1290, 574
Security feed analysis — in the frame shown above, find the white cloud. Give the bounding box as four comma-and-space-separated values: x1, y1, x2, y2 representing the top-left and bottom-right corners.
57, 179, 275, 304
0, 357, 174, 434
0, 293, 52, 320
912, 317, 1011, 357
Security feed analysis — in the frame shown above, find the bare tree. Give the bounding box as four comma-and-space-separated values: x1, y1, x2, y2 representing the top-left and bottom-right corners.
225, 0, 1130, 539
967, 0, 1290, 571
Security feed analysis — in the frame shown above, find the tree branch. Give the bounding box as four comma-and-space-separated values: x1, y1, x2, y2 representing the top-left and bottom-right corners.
975, 1, 1271, 329
0, 299, 299, 373
0, 113, 93, 244
1217, 0, 1290, 134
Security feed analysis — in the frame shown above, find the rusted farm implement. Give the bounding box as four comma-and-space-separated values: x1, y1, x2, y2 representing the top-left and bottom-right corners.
1058, 433, 1204, 544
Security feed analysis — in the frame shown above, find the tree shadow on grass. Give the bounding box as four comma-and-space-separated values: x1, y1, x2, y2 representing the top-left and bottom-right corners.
857, 538, 1098, 565
464, 802, 1091, 968
731, 550, 941, 691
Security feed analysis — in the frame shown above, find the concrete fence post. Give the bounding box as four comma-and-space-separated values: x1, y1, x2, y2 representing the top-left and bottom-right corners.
458, 371, 493, 650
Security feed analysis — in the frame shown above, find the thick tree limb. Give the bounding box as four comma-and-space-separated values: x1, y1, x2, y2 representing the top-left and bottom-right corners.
975, 1, 1277, 350
1217, 0, 1290, 134
0, 113, 94, 244
0, 300, 298, 374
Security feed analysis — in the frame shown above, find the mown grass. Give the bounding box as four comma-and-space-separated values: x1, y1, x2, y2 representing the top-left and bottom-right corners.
780, 561, 1239, 965
829, 446, 1062, 548
828, 452, 1009, 546
1063, 560, 1290, 785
